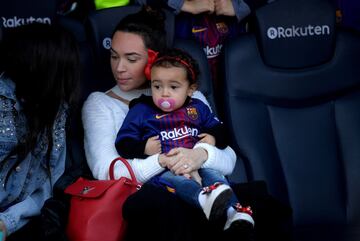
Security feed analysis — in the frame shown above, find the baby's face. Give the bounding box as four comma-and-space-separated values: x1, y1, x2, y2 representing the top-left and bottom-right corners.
151, 66, 196, 112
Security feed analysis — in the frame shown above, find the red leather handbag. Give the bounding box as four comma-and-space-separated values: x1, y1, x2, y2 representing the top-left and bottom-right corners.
64, 157, 141, 241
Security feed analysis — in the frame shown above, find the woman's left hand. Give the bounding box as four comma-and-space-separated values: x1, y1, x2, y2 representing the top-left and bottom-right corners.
163, 147, 208, 175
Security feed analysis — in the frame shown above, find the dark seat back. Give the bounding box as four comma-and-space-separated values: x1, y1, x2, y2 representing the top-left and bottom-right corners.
0, 0, 57, 29
222, 0, 360, 240
173, 39, 216, 114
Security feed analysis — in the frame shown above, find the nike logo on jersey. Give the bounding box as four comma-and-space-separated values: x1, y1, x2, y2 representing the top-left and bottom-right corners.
192, 27, 207, 33
155, 114, 169, 119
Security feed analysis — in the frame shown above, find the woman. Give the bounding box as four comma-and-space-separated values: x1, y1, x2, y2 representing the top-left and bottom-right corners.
81, 6, 238, 241
0, 23, 80, 240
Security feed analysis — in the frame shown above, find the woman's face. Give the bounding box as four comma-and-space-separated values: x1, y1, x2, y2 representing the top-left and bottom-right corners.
110, 31, 148, 92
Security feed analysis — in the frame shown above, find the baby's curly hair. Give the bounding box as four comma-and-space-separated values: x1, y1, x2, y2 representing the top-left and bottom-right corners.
152, 48, 200, 86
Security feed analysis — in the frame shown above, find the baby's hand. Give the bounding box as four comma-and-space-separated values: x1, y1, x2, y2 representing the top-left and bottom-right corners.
145, 136, 161, 155
197, 133, 216, 146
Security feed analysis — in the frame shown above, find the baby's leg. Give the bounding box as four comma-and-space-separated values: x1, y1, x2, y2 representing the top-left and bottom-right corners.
190, 171, 202, 185
196, 168, 233, 221
159, 170, 202, 207
198, 168, 229, 187
198, 168, 254, 235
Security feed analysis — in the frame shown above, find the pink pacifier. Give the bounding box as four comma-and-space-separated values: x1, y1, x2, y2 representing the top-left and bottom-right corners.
158, 98, 176, 110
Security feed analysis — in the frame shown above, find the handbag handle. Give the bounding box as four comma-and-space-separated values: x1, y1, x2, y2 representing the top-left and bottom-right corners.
109, 157, 137, 182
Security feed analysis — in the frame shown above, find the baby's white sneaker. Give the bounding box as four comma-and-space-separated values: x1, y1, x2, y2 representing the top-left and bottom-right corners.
224, 204, 254, 230
198, 182, 232, 221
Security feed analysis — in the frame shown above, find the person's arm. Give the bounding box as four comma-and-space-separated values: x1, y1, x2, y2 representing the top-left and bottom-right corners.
191, 91, 237, 175
200, 125, 228, 149
0, 146, 66, 236
180, 0, 215, 15
115, 105, 147, 159
0, 180, 53, 236
196, 100, 228, 149
196, 143, 236, 175
163, 144, 236, 176
137, 0, 214, 15
82, 92, 164, 182
115, 138, 147, 159
227, 0, 250, 21
166, 0, 184, 14
115, 114, 160, 159
231, 0, 270, 21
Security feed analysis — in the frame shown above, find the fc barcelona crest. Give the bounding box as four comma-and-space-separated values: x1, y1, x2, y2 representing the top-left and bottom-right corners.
216, 22, 229, 34
186, 107, 198, 120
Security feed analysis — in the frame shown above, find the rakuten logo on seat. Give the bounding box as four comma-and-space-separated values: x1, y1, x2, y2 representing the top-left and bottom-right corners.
267, 25, 330, 39
2, 16, 51, 28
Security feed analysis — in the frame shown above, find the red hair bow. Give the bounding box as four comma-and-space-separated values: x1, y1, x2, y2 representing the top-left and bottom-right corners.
144, 49, 158, 80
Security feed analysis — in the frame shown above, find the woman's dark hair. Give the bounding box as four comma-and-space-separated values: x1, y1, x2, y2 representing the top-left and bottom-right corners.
0, 23, 80, 176
112, 6, 167, 52
152, 48, 200, 85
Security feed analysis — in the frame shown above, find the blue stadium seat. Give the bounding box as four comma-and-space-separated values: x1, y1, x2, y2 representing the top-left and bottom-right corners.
173, 39, 216, 113
0, 0, 57, 29
222, 0, 360, 240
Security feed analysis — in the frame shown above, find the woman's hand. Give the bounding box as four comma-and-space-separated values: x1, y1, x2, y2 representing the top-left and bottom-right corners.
162, 147, 208, 175
182, 0, 215, 15
158, 153, 168, 168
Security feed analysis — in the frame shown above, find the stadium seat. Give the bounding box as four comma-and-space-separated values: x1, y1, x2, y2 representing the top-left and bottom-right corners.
222, 0, 360, 240
173, 39, 216, 113
0, 0, 57, 30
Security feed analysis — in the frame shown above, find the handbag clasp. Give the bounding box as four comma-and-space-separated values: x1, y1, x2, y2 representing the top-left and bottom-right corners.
81, 186, 95, 195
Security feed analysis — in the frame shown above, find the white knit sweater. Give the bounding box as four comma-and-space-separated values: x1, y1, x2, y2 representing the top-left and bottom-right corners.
82, 85, 236, 182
